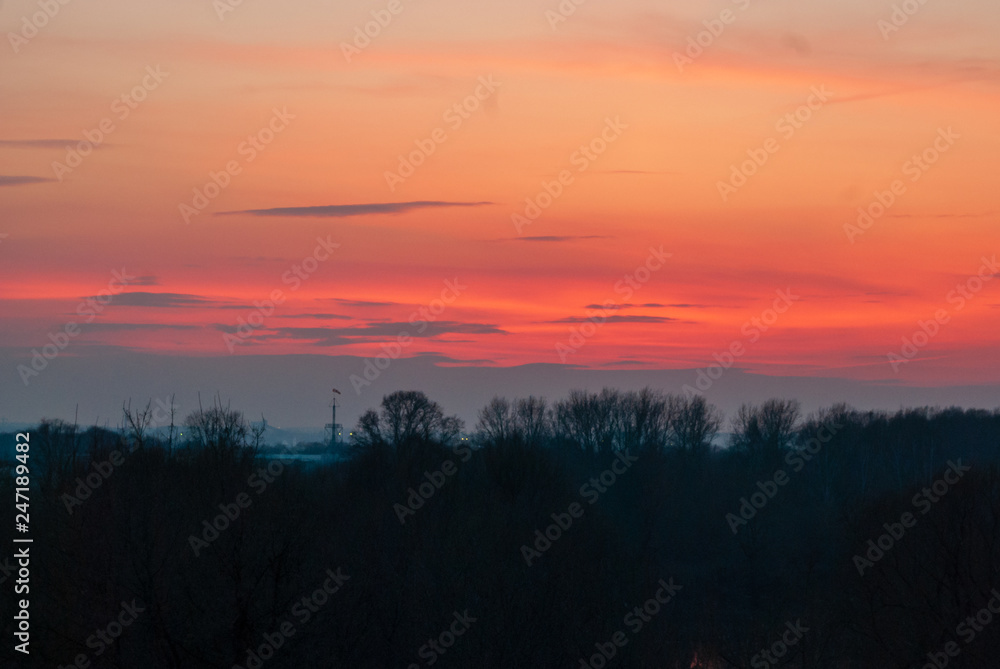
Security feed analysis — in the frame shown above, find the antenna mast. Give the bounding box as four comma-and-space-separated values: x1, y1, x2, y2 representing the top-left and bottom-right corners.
325, 389, 343, 448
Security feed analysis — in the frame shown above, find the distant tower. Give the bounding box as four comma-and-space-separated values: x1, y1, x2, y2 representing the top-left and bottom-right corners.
325, 389, 344, 447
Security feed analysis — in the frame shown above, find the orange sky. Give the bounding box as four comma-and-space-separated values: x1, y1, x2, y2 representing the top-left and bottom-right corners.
2, 0, 999, 392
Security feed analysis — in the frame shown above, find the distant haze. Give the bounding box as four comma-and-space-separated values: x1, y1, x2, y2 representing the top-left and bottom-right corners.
2, 350, 997, 431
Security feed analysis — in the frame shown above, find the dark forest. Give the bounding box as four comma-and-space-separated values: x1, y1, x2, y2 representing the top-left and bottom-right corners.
3, 389, 999, 668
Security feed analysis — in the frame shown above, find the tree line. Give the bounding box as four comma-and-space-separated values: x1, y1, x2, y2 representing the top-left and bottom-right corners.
2, 389, 999, 668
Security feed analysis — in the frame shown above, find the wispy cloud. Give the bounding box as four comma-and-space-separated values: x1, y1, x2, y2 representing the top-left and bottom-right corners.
216, 201, 493, 218
412, 352, 497, 365
582, 302, 669, 309
0, 175, 55, 186
332, 298, 399, 308
513, 235, 612, 243
100, 292, 211, 308
299, 321, 506, 337
280, 313, 353, 320
591, 170, 674, 175
85, 323, 198, 331
549, 315, 677, 324
598, 359, 648, 367
250, 321, 509, 346
888, 212, 995, 219
0, 140, 89, 149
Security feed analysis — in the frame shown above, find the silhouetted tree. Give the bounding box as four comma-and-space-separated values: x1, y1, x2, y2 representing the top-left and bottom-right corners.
730, 398, 800, 455
513, 396, 551, 445
668, 394, 722, 455
475, 397, 515, 446
6, 393, 1000, 669
353, 390, 463, 453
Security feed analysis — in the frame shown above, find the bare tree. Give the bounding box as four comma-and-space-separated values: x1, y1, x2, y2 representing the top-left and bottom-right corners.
620, 388, 670, 453
555, 388, 721, 454
668, 394, 722, 455
353, 391, 464, 450
183, 396, 260, 460
353, 409, 384, 448
164, 393, 179, 455
476, 397, 515, 445
123, 399, 154, 450
514, 396, 551, 445
554, 388, 624, 453
730, 398, 800, 455
475, 395, 552, 448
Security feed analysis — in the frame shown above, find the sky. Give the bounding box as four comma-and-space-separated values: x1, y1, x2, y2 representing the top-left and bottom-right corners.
1, 0, 998, 427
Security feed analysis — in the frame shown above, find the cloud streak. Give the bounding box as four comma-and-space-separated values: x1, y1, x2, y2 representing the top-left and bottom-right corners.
0, 140, 87, 149
0, 175, 55, 186
332, 298, 399, 308
100, 292, 212, 308
216, 201, 494, 218
251, 321, 509, 346
513, 235, 612, 243
85, 323, 199, 332
549, 315, 678, 324
280, 313, 353, 320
